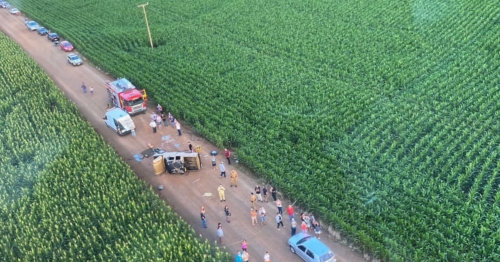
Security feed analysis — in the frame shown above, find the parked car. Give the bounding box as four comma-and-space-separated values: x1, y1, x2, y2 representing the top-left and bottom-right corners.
47, 33, 60, 42
25, 21, 39, 31
9, 7, 19, 14
288, 234, 336, 262
67, 53, 83, 66
37, 27, 48, 35
0, 1, 11, 8
59, 41, 74, 52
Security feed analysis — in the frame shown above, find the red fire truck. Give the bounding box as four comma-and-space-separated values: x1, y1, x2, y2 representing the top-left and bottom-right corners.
105, 78, 148, 115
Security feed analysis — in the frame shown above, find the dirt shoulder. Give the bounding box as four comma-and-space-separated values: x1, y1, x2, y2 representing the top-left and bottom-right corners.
0, 10, 366, 262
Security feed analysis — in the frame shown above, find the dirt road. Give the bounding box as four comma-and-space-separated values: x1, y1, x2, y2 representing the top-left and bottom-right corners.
0, 11, 366, 262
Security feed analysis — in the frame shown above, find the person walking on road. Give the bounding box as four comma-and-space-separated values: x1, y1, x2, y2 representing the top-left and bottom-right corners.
230, 170, 238, 187
255, 185, 262, 202
236, 251, 243, 262
175, 119, 182, 136
251, 208, 258, 226
241, 239, 248, 252
276, 212, 285, 230
218, 184, 226, 202
81, 82, 87, 93
219, 162, 226, 178
276, 198, 283, 214
89, 86, 94, 95
286, 204, 295, 221
149, 120, 157, 133
242, 250, 249, 262
250, 193, 257, 209
264, 251, 271, 262
188, 142, 193, 153
259, 206, 266, 226
224, 205, 231, 223
291, 218, 297, 236
271, 186, 277, 202
217, 223, 223, 244
224, 149, 231, 164
201, 207, 207, 228
263, 186, 269, 203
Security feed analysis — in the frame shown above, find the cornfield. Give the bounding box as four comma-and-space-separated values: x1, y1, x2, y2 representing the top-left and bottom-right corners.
8, 0, 500, 260
0, 33, 230, 261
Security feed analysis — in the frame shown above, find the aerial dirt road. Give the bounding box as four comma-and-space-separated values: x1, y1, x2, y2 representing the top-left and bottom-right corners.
0, 11, 367, 262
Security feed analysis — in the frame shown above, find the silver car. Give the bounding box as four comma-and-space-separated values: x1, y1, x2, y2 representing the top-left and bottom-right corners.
26, 21, 39, 31
9, 7, 19, 14
288, 233, 336, 262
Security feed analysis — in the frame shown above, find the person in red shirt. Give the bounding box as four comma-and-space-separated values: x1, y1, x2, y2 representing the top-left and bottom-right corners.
286, 205, 295, 221
224, 149, 231, 164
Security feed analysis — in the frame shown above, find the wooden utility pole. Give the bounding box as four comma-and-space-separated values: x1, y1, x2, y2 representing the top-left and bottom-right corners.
138, 3, 153, 49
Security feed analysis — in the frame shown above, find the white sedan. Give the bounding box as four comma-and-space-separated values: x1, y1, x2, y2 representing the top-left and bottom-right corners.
9, 7, 19, 14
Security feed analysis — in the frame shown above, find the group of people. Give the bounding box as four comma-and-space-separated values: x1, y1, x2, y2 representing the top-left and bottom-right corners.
149, 105, 182, 135
204, 150, 323, 262
81, 82, 94, 95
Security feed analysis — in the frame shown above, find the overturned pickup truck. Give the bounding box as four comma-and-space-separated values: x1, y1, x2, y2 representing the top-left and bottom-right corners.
153, 151, 202, 175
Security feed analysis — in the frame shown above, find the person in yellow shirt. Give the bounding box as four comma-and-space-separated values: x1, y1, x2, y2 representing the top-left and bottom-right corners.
230, 170, 238, 187
250, 193, 257, 209
218, 184, 226, 202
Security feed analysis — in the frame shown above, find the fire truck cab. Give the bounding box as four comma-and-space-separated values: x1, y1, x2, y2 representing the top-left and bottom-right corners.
105, 78, 147, 115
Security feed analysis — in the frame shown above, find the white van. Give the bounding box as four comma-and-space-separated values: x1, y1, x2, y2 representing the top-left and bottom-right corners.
103, 108, 135, 136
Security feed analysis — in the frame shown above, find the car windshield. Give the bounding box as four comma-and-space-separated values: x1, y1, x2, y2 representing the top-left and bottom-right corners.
123, 97, 144, 107
28, 22, 36, 26
62, 42, 71, 47
50, 33, 57, 37
70, 56, 79, 60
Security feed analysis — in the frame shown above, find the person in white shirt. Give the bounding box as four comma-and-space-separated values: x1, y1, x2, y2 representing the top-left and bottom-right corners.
149, 120, 157, 133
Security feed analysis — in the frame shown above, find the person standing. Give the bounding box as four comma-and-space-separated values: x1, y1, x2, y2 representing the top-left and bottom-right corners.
151, 113, 157, 122
263, 186, 269, 203
217, 223, 223, 244
161, 113, 167, 126
251, 208, 258, 226
89, 86, 94, 96
168, 112, 175, 127
224, 205, 231, 223
157, 104, 163, 114
235, 251, 243, 262
291, 218, 297, 236
276, 212, 284, 230
250, 193, 257, 209
242, 250, 249, 262
230, 170, 238, 187
241, 239, 248, 252
149, 120, 157, 133
175, 119, 182, 136
271, 187, 277, 202
188, 142, 193, 153
81, 82, 87, 93
259, 206, 266, 226
212, 156, 217, 170
313, 221, 322, 239
224, 149, 231, 164
218, 184, 226, 202
219, 162, 226, 178
157, 113, 163, 129
276, 198, 283, 214
286, 204, 295, 221
264, 251, 270, 262
201, 207, 207, 228
255, 185, 262, 202
301, 221, 308, 233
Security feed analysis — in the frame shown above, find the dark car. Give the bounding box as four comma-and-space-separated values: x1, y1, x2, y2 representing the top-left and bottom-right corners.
47, 33, 59, 42
37, 27, 48, 35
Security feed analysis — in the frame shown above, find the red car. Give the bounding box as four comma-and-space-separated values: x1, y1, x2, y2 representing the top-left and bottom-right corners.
60, 41, 74, 52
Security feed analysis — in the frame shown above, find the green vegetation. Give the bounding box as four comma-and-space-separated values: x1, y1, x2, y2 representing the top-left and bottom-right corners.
0, 33, 230, 261
8, 0, 500, 260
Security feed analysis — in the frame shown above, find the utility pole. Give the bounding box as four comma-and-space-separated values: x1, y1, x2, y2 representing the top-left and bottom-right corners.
137, 3, 153, 49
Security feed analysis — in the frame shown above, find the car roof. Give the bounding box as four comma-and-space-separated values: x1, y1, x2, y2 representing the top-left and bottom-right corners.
61, 41, 71, 44
106, 108, 129, 118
